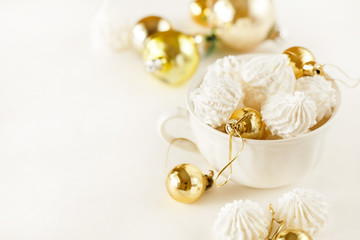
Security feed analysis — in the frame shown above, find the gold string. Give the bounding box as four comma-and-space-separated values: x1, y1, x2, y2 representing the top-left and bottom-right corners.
267, 204, 285, 240
165, 137, 215, 179
165, 133, 244, 187
213, 130, 244, 187
323, 63, 360, 88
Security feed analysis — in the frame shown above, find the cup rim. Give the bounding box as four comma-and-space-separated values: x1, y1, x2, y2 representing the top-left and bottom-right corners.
186, 53, 342, 144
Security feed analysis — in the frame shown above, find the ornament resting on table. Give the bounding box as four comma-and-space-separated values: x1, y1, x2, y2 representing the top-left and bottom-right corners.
90, 1, 217, 86
213, 200, 270, 240
261, 91, 317, 138
166, 163, 213, 203
143, 30, 200, 85
213, 188, 330, 240
189, 0, 280, 51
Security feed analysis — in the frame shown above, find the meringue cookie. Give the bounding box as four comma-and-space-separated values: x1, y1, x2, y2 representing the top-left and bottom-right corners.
296, 75, 336, 121
276, 188, 330, 235
261, 91, 317, 138
191, 56, 245, 127
213, 200, 270, 240
91, 1, 130, 53
241, 54, 296, 110
203, 55, 243, 84
191, 74, 244, 128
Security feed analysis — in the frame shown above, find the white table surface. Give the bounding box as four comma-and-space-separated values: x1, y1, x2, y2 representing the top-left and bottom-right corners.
1, 0, 360, 239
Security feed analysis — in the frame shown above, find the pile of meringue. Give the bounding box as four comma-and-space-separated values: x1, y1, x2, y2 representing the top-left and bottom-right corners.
190, 54, 337, 139
213, 188, 330, 240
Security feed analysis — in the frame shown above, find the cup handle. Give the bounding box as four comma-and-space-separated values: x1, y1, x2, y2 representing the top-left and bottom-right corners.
157, 107, 197, 151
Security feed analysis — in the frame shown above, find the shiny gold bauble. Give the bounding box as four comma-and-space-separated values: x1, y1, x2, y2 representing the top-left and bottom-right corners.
131, 16, 172, 52
227, 107, 266, 139
166, 164, 212, 203
283, 46, 316, 79
189, 0, 212, 26
210, 0, 276, 51
143, 30, 200, 85
272, 228, 312, 240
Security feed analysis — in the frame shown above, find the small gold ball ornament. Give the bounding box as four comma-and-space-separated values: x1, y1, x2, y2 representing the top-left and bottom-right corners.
143, 30, 200, 85
226, 107, 266, 139
210, 0, 277, 51
283, 46, 322, 79
131, 16, 172, 52
272, 228, 312, 240
166, 164, 213, 203
189, 0, 212, 26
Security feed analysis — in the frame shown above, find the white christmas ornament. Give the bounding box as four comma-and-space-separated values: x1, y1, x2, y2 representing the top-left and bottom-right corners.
191, 56, 245, 128
276, 188, 330, 235
213, 200, 270, 240
296, 75, 336, 121
261, 91, 317, 138
240, 54, 296, 110
90, 1, 130, 53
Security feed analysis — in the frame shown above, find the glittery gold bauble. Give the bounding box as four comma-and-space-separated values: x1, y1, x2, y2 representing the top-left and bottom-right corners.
226, 107, 266, 139
166, 164, 213, 203
143, 30, 200, 85
131, 16, 172, 52
210, 0, 276, 51
189, 0, 212, 26
283, 46, 316, 79
273, 228, 312, 240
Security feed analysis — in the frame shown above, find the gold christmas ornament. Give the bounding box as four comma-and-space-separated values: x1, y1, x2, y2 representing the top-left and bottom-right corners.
166, 163, 214, 203
268, 205, 312, 240
131, 16, 172, 52
210, 0, 277, 51
226, 107, 266, 139
272, 228, 312, 240
165, 135, 244, 203
283, 46, 323, 79
143, 30, 200, 85
189, 0, 212, 26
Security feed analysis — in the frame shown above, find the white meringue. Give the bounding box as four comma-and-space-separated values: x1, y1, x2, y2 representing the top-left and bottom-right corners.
276, 188, 330, 235
91, 1, 130, 53
296, 75, 336, 121
261, 91, 317, 138
191, 74, 244, 128
240, 54, 296, 110
203, 55, 243, 84
191, 56, 245, 128
213, 200, 270, 240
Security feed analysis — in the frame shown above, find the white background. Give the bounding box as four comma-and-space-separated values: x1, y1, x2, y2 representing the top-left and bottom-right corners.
1, 0, 360, 239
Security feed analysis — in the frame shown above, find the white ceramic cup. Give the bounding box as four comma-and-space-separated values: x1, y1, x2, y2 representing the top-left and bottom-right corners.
158, 55, 341, 188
